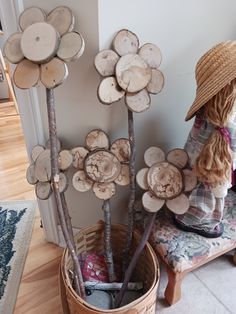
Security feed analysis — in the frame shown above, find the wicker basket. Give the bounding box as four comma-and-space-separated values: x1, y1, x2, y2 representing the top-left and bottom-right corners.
60, 222, 159, 314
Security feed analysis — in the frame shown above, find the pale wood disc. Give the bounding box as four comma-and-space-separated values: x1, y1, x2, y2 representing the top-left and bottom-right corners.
72, 170, 93, 192
116, 54, 152, 93
112, 29, 139, 56
13, 59, 40, 89
98, 77, 125, 104
183, 169, 197, 192
85, 150, 121, 183
144, 146, 165, 167
136, 167, 149, 190
34, 149, 51, 182
58, 150, 73, 171
58, 172, 69, 193
147, 69, 164, 94
26, 164, 38, 185
94, 49, 119, 77
40, 58, 68, 89
3, 33, 24, 64
142, 191, 165, 213
70, 146, 89, 169
166, 193, 189, 214
167, 149, 189, 169
57, 31, 85, 62
138, 43, 162, 69
93, 182, 116, 200
35, 181, 52, 200
31, 145, 45, 162
46, 6, 75, 36
114, 164, 130, 186
45, 138, 61, 152
21, 22, 59, 63
147, 162, 183, 200
19, 6, 46, 31
125, 89, 151, 113
85, 129, 109, 151
110, 138, 130, 163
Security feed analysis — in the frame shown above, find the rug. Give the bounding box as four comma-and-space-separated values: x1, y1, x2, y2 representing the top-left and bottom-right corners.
0, 200, 36, 314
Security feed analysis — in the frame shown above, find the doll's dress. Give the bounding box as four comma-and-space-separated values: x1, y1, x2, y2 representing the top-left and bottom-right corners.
175, 112, 236, 234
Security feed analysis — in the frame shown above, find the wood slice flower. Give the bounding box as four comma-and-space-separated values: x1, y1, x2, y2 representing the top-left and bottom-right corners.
72, 129, 131, 200
95, 29, 164, 113
136, 147, 197, 214
26, 139, 71, 200
4, 6, 85, 89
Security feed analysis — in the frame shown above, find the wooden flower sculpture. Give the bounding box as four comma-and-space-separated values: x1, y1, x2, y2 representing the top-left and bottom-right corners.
95, 29, 164, 113
72, 129, 131, 200
136, 147, 197, 214
3, 6, 84, 89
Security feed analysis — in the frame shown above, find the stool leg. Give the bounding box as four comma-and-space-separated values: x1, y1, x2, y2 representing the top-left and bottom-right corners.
164, 268, 184, 305
233, 250, 236, 266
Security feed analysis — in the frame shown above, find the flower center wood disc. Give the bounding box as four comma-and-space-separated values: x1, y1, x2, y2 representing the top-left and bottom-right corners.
147, 162, 183, 199
85, 150, 121, 183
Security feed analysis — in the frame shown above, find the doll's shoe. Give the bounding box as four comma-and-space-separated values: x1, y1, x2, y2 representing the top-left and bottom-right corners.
174, 217, 224, 238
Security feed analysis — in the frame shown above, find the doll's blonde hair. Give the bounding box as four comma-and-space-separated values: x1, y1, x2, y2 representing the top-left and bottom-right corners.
194, 78, 236, 185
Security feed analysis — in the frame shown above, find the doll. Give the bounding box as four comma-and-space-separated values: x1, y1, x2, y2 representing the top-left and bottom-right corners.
175, 41, 236, 238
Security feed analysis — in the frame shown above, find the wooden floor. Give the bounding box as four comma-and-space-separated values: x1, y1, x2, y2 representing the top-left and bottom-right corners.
0, 102, 63, 314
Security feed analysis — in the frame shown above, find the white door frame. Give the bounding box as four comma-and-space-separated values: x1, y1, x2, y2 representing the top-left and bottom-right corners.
0, 0, 59, 244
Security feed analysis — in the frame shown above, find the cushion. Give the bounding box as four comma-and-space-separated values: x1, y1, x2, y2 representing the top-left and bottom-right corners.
151, 190, 236, 273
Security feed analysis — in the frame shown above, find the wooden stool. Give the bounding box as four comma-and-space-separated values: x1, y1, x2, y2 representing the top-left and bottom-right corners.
150, 190, 236, 305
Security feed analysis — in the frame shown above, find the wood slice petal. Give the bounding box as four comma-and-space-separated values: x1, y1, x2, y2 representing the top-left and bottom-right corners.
85, 150, 121, 183
58, 150, 73, 171
167, 149, 189, 169
72, 170, 93, 192
144, 146, 165, 167
71, 146, 89, 169
46, 6, 75, 36
114, 164, 130, 186
94, 49, 119, 77
183, 169, 197, 192
41, 58, 68, 89
13, 59, 40, 89
57, 31, 85, 62
125, 89, 151, 113
166, 193, 189, 214
45, 138, 61, 152
110, 138, 130, 163
58, 172, 69, 193
113, 29, 139, 56
26, 164, 38, 185
35, 181, 52, 200
31, 145, 45, 162
3, 33, 24, 64
34, 149, 51, 182
147, 69, 164, 94
19, 6, 46, 31
138, 43, 162, 69
116, 54, 151, 93
98, 77, 125, 104
85, 129, 109, 151
142, 191, 165, 213
136, 168, 149, 190
21, 22, 59, 63
93, 182, 116, 200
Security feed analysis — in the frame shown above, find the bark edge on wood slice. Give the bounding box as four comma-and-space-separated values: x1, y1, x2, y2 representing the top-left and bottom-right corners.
183, 169, 197, 192
144, 146, 165, 167
98, 77, 125, 105
34, 149, 51, 182
40, 58, 68, 89
71, 146, 89, 169
35, 181, 52, 200
85, 129, 109, 151
166, 193, 189, 214
58, 172, 69, 193
46, 6, 75, 36
57, 31, 85, 62
138, 43, 162, 69
114, 164, 130, 186
116, 54, 151, 93
142, 191, 165, 212
94, 49, 119, 77
136, 167, 149, 190
125, 89, 151, 113
3, 32, 24, 64
110, 138, 131, 163
167, 148, 189, 169
13, 59, 40, 89
58, 150, 73, 171
19, 6, 46, 31
72, 170, 93, 192
26, 164, 38, 185
147, 69, 164, 94
92, 182, 116, 200
112, 29, 139, 56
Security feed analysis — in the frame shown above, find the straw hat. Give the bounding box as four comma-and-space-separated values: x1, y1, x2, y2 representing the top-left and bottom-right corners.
185, 41, 236, 121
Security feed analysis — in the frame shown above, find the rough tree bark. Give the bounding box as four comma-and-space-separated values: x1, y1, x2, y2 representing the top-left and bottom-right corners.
46, 88, 85, 298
